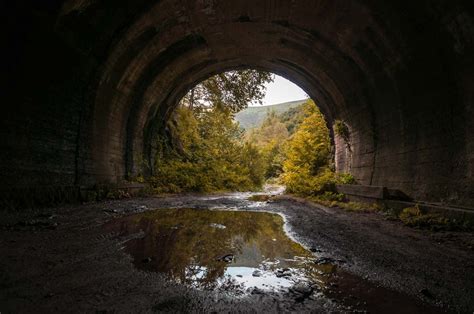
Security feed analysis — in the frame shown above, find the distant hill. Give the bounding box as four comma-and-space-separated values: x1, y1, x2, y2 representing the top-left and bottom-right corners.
235, 99, 308, 130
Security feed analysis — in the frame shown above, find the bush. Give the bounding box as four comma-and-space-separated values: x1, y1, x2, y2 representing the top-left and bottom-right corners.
398, 205, 472, 231
336, 173, 356, 185
281, 101, 334, 196
149, 106, 265, 193
334, 120, 350, 143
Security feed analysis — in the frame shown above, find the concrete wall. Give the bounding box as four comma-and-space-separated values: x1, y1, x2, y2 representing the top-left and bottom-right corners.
1, 0, 473, 207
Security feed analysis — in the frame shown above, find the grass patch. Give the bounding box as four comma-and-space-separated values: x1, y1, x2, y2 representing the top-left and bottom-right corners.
306, 192, 381, 212
290, 192, 472, 232
398, 205, 472, 231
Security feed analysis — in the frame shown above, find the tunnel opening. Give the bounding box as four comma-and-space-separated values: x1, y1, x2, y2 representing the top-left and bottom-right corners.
138, 69, 349, 197
2, 2, 474, 313
1, 0, 473, 209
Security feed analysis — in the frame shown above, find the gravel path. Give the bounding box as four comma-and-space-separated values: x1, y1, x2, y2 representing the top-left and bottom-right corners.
1, 192, 473, 313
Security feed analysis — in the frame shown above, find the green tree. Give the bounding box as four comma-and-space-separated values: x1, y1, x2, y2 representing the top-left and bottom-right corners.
181, 70, 274, 113
151, 106, 265, 193
278, 105, 307, 135
246, 110, 289, 178
281, 100, 334, 195
149, 70, 273, 192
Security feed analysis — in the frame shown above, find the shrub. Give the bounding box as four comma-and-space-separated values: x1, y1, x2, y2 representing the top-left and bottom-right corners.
281, 101, 333, 196
336, 173, 356, 184
398, 205, 472, 231
334, 120, 350, 143
149, 106, 265, 193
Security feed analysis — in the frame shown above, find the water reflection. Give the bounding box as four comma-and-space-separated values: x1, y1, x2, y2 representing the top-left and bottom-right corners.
104, 208, 331, 293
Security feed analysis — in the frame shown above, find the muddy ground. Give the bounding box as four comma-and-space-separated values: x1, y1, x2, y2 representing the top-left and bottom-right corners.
1, 192, 473, 313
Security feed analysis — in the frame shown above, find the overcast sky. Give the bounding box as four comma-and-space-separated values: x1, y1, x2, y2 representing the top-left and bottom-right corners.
251, 74, 308, 106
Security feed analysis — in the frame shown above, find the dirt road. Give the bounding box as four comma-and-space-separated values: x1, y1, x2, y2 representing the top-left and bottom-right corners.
1, 192, 473, 313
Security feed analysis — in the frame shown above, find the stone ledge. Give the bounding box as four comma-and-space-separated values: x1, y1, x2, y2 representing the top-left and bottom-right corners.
336, 184, 386, 199
336, 184, 412, 201
336, 184, 411, 201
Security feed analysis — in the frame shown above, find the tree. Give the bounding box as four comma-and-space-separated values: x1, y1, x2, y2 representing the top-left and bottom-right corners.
246, 110, 289, 178
281, 100, 334, 195
180, 70, 274, 113
151, 105, 265, 193
149, 69, 274, 192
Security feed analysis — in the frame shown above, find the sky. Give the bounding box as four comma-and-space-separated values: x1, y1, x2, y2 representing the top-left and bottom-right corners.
250, 74, 308, 107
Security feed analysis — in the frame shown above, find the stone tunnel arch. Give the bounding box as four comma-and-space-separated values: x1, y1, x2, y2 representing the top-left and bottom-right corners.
2, 0, 473, 207
82, 0, 381, 188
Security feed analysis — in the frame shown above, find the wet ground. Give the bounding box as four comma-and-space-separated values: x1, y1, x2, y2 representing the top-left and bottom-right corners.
1, 187, 474, 313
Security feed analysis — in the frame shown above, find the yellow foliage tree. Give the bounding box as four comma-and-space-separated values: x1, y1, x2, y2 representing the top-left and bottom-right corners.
281, 100, 334, 195
151, 106, 265, 193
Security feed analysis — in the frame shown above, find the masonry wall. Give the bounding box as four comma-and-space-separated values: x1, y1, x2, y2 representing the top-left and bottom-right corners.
1, 0, 473, 208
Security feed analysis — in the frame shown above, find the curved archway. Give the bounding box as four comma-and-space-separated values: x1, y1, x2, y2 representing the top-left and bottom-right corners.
83, 0, 379, 187
2, 0, 473, 207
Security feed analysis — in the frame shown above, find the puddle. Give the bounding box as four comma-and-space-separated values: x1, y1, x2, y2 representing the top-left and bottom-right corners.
105, 208, 328, 293
104, 208, 443, 312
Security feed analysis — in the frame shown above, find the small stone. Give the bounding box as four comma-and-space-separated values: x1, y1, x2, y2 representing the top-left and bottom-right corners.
292, 283, 313, 295
210, 223, 226, 229
217, 254, 234, 263
252, 270, 262, 277
291, 283, 313, 302
142, 257, 152, 263
236, 274, 243, 278
276, 268, 291, 277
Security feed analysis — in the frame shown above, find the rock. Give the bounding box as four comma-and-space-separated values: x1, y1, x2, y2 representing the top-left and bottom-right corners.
292, 283, 313, 295
217, 254, 234, 263
209, 223, 226, 229
291, 283, 313, 302
142, 257, 152, 263
276, 268, 292, 277
236, 274, 243, 278
251, 287, 264, 294
252, 270, 262, 277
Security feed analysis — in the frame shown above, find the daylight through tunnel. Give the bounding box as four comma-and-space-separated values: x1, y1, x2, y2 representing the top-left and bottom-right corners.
2, 0, 474, 207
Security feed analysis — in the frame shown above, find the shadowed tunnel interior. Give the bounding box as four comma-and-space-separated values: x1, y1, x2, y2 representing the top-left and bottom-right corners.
2, 0, 474, 207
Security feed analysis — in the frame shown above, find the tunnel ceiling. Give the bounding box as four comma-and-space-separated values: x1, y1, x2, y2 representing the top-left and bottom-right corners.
2, 0, 474, 206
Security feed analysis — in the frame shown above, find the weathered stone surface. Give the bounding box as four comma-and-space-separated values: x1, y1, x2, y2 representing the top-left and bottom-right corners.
1, 1, 473, 207
336, 184, 387, 200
